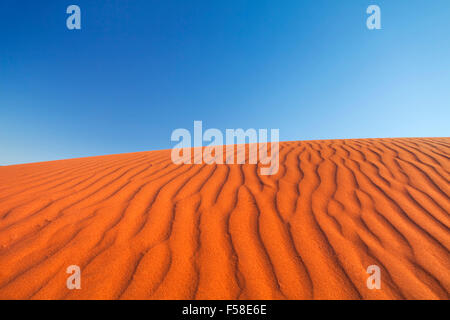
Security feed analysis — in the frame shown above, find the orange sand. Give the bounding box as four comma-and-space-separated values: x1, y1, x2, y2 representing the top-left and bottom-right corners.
0, 138, 449, 300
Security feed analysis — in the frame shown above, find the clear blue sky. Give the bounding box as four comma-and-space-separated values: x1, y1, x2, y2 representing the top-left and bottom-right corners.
1, 0, 449, 165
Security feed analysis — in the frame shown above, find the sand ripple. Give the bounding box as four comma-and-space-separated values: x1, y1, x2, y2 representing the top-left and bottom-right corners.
0, 138, 448, 299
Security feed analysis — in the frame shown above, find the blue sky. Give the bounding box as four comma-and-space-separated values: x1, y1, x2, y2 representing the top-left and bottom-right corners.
1, 0, 449, 165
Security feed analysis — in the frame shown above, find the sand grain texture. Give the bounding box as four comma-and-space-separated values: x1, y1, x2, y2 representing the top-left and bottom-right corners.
0, 138, 449, 300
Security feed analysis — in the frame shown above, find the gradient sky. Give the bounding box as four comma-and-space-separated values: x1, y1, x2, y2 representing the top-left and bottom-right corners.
1, 0, 449, 165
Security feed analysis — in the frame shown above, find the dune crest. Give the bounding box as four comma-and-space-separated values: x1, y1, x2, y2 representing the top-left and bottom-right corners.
0, 138, 449, 300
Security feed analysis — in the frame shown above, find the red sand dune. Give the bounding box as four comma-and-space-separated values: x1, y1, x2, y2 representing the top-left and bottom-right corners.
0, 138, 449, 300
